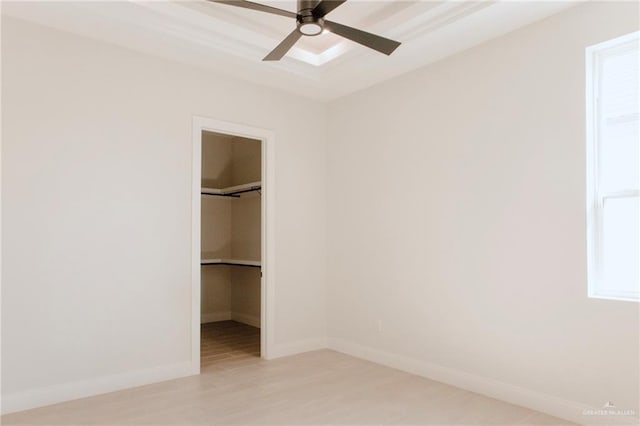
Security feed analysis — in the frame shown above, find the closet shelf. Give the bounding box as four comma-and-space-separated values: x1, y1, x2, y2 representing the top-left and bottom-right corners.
201, 181, 261, 198
201, 258, 261, 268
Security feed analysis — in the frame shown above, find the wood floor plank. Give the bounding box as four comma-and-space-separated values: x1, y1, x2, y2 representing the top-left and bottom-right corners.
200, 320, 260, 369
2, 344, 574, 425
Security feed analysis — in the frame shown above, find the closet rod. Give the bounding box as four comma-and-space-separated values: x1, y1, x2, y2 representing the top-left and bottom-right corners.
201, 186, 261, 198
225, 186, 261, 196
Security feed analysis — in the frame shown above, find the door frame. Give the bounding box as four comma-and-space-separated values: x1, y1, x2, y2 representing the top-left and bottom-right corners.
191, 116, 276, 373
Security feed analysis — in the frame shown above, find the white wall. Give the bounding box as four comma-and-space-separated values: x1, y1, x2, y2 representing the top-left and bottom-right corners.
201, 132, 234, 189
231, 136, 261, 186
231, 267, 261, 328
230, 192, 262, 328
1, 15, 327, 413
326, 2, 639, 423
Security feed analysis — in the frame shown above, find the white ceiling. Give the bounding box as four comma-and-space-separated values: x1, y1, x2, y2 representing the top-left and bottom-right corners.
2, 1, 579, 101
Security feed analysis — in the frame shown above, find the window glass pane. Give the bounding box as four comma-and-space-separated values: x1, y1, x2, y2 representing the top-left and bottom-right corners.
601, 196, 639, 297
601, 49, 638, 116
599, 47, 639, 192
600, 117, 639, 191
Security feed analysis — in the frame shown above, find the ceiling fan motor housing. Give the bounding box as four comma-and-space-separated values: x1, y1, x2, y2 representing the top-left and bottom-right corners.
297, 0, 324, 36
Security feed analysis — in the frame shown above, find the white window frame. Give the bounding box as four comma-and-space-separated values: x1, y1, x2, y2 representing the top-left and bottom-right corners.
586, 31, 640, 302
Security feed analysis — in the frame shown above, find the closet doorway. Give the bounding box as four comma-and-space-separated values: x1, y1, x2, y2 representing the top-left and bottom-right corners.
191, 117, 274, 373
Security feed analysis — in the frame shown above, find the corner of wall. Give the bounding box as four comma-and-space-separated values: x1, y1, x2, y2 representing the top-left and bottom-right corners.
326, 338, 640, 425
266, 337, 328, 361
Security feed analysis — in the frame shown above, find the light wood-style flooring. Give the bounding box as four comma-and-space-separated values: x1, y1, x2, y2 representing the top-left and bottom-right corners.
201, 320, 260, 368
2, 347, 572, 425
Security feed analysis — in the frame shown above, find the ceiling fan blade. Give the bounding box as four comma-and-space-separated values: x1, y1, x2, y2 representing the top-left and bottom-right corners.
312, 0, 346, 18
263, 29, 303, 61
324, 20, 400, 55
211, 1, 297, 19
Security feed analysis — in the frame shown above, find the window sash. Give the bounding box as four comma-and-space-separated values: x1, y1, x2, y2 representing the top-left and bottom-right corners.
590, 193, 639, 299
599, 190, 639, 207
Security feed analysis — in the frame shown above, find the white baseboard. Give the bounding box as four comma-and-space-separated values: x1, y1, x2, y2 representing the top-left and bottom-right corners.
1, 361, 193, 415
201, 311, 231, 324
231, 312, 260, 328
327, 338, 639, 426
267, 337, 327, 360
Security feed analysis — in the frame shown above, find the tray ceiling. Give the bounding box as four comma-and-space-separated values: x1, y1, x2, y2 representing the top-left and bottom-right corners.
2, 1, 578, 101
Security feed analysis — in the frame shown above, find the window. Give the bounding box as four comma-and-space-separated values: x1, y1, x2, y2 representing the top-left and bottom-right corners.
586, 32, 639, 302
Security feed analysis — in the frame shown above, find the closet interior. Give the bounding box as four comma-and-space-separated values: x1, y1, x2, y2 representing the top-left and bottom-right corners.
200, 131, 262, 368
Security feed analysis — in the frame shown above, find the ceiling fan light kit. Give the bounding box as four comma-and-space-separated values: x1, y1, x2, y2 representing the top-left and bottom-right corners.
211, 0, 401, 61
298, 18, 324, 36
297, 0, 324, 36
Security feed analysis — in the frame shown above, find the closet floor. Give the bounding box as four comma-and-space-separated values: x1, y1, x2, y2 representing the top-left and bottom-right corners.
201, 320, 260, 368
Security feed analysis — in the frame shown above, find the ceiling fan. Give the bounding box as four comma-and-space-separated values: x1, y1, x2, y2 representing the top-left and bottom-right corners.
211, 0, 401, 61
